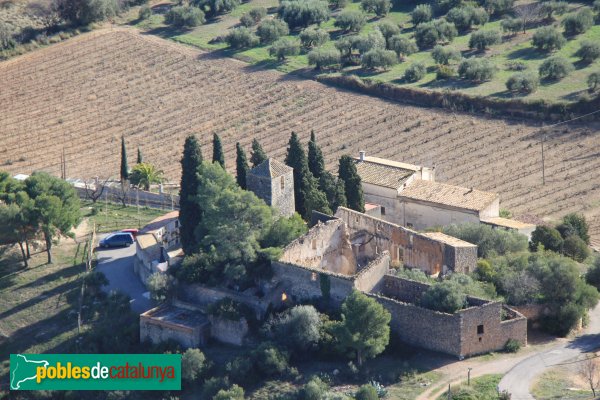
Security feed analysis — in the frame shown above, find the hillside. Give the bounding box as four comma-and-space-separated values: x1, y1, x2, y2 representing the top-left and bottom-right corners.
0, 29, 599, 244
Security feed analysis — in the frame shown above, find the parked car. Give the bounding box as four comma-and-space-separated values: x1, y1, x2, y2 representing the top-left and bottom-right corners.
121, 228, 139, 238
99, 232, 134, 248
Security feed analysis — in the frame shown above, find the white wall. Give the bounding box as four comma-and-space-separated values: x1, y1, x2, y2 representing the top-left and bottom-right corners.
402, 200, 480, 230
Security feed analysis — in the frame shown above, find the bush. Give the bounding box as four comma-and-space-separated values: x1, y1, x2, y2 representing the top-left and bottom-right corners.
251, 343, 289, 377
538, 56, 574, 81
335, 10, 367, 32
506, 72, 539, 94
181, 348, 206, 382
501, 17, 523, 35
532, 26, 565, 52
442, 223, 528, 258
412, 4, 432, 25
431, 45, 460, 64
389, 35, 418, 58
504, 338, 521, 353
278, 0, 330, 29
506, 60, 527, 71
361, 48, 397, 70
165, 5, 205, 27
146, 272, 170, 301
138, 5, 152, 19
446, 6, 488, 32
468, 29, 500, 51
436, 64, 456, 79
361, 0, 391, 16
540, 0, 568, 20
308, 47, 341, 69
586, 257, 600, 289
563, 235, 590, 262
484, 0, 514, 16
420, 280, 467, 313
576, 40, 600, 63
530, 225, 564, 252
404, 62, 426, 82
268, 305, 322, 353
355, 384, 378, 400
588, 71, 600, 91
213, 385, 244, 400
562, 8, 594, 36
269, 36, 300, 60
299, 376, 328, 400
225, 27, 259, 48
300, 27, 328, 48
0, 22, 15, 50
257, 19, 289, 44
458, 57, 495, 82
563, 213, 590, 244
415, 19, 457, 49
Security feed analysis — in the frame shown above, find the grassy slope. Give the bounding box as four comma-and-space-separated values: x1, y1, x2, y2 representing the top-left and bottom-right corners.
133, 0, 600, 104
81, 200, 167, 233
532, 368, 591, 400
436, 374, 503, 399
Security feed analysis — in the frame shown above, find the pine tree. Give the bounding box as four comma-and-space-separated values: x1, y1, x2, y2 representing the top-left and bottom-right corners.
212, 133, 225, 168
308, 130, 326, 179
120, 136, 129, 181
236, 142, 249, 189
179, 135, 203, 255
339, 155, 365, 213
285, 132, 331, 219
137, 147, 143, 164
250, 138, 268, 168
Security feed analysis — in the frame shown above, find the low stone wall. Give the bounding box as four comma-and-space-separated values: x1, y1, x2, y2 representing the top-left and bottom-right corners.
209, 317, 249, 346
381, 274, 430, 303
140, 306, 210, 349
354, 252, 390, 293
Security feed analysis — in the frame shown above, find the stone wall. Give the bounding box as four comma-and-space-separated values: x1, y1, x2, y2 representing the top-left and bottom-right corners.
445, 245, 478, 274
400, 200, 481, 231
209, 317, 249, 346
381, 274, 430, 303
354, 252, 390, 293
270, 169, 295, 217
140, 306, 210, 349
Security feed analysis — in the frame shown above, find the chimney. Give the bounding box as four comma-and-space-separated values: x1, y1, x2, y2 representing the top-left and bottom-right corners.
359, 150, 366, 161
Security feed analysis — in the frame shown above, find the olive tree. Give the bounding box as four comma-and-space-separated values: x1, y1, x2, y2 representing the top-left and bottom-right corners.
506, 72, 539, 94
376, 20, 400, 46
257, 19, 289, 44
458, 57, 495, 81
269, 37, 301, 60
225, 27, 259, 48
431, 45, 461, 64
308, 47, 341, 69
576, 40, 600, 63
532, 26, 565, 52
588, 71, 600, 91
469, 29, 501, 51
538, 56, 574, 81
415, 19, 457, 49
404, 62, 426, 82
446, 6, 489, 32
299, 26, 328, 48
562, 8, 594, 36
540, 0, 567, 20
278, 0, 330, 29
354, 30, 385, 54
411, 4, 432, 25
165, 6, 205, 27
360, 0, 391, 17
361, 48, 397, 70
389, 35, 417, 59
240, 7, 266, 26
421, 280, 467, 313
334, 10, 367, 32
501, 17, 523, 36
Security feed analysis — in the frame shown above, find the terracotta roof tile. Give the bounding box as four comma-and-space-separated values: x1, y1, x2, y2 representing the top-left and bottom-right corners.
250, 158, 292, 178
355, 159, 416, 189
400, 180, 498, 212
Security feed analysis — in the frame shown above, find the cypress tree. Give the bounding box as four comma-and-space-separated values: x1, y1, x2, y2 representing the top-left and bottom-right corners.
137, 147, 143, 164
212, 133, 225, 168
250, 138, 268, 168
333, 178, 348, 211
308, 130, 326, 179
120, 136, 129, 181
179, 135, 203, 255
236, 142, 249, 189
285, 132, 331, 219
339, 155, 365, 213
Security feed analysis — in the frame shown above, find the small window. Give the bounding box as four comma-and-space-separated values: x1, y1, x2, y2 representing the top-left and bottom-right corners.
280, 176, 285, 190
477, 325, 484, 335
311, 239, 317, 250
381, 206, 386, 215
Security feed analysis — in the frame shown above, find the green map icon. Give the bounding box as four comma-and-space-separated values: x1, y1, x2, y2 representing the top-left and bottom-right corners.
10, 354, 49, 390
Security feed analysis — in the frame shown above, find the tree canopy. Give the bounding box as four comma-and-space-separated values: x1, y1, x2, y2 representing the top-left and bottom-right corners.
236, 142, 249, 189
250, 138, 268, 168
338, 155, 365, 213
180, 135, 204, 255
212, 133, 225, 168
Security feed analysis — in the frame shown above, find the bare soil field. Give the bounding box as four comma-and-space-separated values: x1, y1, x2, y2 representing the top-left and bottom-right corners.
0, 29, 599, 244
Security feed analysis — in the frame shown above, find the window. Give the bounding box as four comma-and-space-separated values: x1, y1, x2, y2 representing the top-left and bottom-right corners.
311, 239, 317, 250
280, 176, 285, 190
477, 325, 484, 335
381, 206, 386, 215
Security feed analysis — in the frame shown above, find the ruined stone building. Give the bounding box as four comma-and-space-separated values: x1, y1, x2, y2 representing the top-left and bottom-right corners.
246, 158, 295, 217
353, 153, 535, 235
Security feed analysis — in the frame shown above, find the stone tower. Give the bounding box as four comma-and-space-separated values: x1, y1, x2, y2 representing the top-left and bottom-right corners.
247, 158, 295, 217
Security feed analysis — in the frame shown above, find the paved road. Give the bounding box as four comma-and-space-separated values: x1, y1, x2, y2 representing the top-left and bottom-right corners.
95, 236, 154, 314
499, 304, 600, 399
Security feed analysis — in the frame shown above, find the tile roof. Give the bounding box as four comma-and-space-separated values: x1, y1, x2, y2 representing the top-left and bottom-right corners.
422, 232, 477, 247
481, 217, 536, 230
400, 180, 498, 212
354, 158, 417, 189
250, 158, 292, 178
141, 211, 179, 233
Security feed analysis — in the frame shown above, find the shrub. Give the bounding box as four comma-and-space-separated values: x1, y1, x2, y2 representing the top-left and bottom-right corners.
269, 305, 322, 353
588, 71, 600, 91
181, 348, 206, 382
225, 27, 259, 48
376, 20, 400, 45
335, 10, 367, 32
458, 57, 495, 81
213, 385, 244, 400
538, 56, 574, 81
412, 4, 432, 25
355, 384, 378, 400
586, 257, 600, 289
421, 280, 467, 313
138, 5, 152, 19
562, 8, 594, 36
504, 338, 521, 353
299, 377, 328, 400
146, 272, 170, 301
404, 62, 426, 82
278, 0, 330, 29
506, 60, 527, 71
563, 235, 590, 262
436, 64, 456, 79
308, 47, 341, 69
257, 19, 289, 44
576, 40, 600, 63
540, 0, 568, 20
362, 48, 397, 70
389, 35, 418, 58
431, 45, 460, 64
501, 17, 523, 35
207, 298, 254, 321
532, 26, 565, 52
442, 223, 528, 258
251, 343, 289, 377
530, 225, 564, 252
446, 6, 488, 32
300, 27, 328, 48
484, 0, 514, 16
563, 213, 590, 244
506, 72, 539, 94
361, 0, 391, 17
468, 29, 501, 51
0, 22, 16, 50
165, 5, 205, 27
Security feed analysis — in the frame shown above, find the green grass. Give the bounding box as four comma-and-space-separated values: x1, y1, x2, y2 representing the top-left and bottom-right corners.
131, 0, 600, 104
80, 200, 166, 233
386, 370, 441, 400
532, 369, 591, 400
437, 374, 503, 400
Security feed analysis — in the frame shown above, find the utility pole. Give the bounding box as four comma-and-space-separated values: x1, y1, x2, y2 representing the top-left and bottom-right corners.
541, 134, 546, 185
